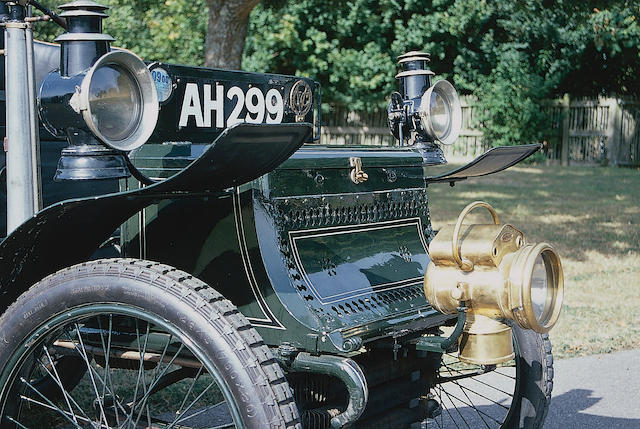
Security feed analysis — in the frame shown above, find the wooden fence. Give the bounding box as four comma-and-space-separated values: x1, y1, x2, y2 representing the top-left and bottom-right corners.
320, 96, 640, 166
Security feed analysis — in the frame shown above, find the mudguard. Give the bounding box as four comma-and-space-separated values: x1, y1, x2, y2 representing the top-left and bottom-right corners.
426, 144, 541, 184
0, 122, 312, 312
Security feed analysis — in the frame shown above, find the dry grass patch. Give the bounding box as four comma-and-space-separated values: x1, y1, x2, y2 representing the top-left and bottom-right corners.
425, 163, 640, 359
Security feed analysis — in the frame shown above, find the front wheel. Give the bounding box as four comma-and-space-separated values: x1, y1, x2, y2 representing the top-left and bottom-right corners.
429, 325, 554, 428
0, 259, 300, 429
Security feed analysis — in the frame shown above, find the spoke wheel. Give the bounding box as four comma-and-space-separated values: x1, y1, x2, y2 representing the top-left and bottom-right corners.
0, 259, 300, 429
428, 326, 553, 429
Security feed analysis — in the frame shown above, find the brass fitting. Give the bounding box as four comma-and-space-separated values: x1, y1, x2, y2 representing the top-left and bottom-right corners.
424, 201, 564, 364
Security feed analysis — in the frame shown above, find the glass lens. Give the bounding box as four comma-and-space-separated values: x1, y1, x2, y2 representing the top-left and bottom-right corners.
530, 254, 550, 322
88, 64, 141, 142
429, 91, 451, 139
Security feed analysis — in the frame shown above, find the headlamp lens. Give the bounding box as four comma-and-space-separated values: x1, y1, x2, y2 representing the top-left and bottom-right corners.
88, 64, 142, 142
430, 91, 451, 138
419, 80, 462, 145
530, 254, 550, 322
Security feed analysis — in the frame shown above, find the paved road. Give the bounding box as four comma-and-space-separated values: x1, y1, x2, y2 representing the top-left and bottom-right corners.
425, 348, 640, 428
545, 349, 640, 428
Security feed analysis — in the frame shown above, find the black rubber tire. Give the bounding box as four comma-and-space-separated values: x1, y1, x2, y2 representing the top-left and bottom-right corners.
505, 325, 554, 429
0, 258, 301, 429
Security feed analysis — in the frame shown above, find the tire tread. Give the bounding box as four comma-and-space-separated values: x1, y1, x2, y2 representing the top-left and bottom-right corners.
4, 258, 301, 429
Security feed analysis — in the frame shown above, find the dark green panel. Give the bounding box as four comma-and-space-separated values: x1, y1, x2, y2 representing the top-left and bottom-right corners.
290, 220, 428, 304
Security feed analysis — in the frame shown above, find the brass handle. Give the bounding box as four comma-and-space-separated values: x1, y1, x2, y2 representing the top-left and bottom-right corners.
349, 157, 368, 184
452, 201, 500, 271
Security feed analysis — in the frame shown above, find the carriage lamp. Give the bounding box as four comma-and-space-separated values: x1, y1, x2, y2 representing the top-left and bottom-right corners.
423, 201, 564, 365
37, 1, 159, 180
388, 52, 462, 160
40, 51, 159, 152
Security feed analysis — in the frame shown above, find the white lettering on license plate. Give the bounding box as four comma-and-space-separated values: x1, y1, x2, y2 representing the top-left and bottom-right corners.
178, 83, 285, 129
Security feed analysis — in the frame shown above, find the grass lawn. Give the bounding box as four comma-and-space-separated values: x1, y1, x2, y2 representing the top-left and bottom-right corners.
425, 163, 640, 359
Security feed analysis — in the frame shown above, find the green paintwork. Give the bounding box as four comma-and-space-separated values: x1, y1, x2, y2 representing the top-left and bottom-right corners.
123, 142, 449, 355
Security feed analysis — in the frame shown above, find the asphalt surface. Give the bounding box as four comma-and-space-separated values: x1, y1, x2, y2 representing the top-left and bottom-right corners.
424, 348, 640, 428
545, 349, 640, 428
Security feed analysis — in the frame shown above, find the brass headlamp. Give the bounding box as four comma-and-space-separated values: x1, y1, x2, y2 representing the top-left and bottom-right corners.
424, 201, 563, 365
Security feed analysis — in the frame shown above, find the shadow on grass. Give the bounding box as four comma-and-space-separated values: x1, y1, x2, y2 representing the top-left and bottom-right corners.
426, 164, 640, 262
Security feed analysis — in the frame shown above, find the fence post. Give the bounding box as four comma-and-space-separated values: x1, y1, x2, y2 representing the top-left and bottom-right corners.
606, 98, 622, 166
560, 94, 570, 166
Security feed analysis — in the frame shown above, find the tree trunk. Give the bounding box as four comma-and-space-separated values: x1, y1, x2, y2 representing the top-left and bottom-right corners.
205, 0, 260, 70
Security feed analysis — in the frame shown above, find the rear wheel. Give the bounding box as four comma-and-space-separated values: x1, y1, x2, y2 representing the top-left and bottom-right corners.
428, 325, 553, 429
0, 259, 300, 429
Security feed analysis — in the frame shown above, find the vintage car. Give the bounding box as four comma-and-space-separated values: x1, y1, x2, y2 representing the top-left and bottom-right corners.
0, 1, 564, 428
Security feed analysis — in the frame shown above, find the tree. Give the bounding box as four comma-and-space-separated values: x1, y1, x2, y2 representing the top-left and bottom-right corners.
205, 0, 260, 69
33, 0, 265, 70
244, 0, 640, 146
33, 0, 209, 66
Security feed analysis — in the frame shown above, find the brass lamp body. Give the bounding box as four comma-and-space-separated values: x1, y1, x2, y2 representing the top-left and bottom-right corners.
424, 202, 563, 365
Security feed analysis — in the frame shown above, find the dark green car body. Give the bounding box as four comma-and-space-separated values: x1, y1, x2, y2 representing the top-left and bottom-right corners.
123, 143, 449, 355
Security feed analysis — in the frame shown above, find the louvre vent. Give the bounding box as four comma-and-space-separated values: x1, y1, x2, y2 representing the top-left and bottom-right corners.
283, 195, 428, 229
330, 285, 424, 317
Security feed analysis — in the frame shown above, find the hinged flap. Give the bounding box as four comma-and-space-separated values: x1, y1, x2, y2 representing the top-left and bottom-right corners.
426, 144, 541, 184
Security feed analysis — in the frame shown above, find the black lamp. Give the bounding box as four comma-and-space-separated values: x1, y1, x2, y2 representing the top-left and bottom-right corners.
38, 1, 158, 180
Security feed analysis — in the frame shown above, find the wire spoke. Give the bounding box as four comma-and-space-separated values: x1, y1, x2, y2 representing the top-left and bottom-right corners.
38, 347, 96, 425
124, 319, 150, 427
165, 380, 217, 429
121, 330, 176, 428
4, 308, 223, 429
60, 330, 129, 421
171, 404, 211, 425
441, 362, 512, 408
491, 369, 517, 380
176, 366, 205, 417
18, 395, 109, 428
122, 342, 186, 426
439, 389, 503, 426
5, 415, 32, 429
97, 315, 121, 427
73, 323, 109, 428
41, 346, 79, 424
208, 422, 236, 429
131, 322, 153, 428
102, 314, 121, 427
442, 362, 494, 428
437, 385, 461, 429
19, 377, 84, 429
439, 384, 471, 428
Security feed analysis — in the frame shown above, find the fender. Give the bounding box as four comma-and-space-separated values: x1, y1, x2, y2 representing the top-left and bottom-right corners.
426, 144, 541, 184
0, 122, 311, 313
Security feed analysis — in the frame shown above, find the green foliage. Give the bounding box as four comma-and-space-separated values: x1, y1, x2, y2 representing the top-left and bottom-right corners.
244, 0, 640, 146
561, 1, 640, 95
243, 0, 399, 111
475, 48, 550, 147
32, 0, 208, 66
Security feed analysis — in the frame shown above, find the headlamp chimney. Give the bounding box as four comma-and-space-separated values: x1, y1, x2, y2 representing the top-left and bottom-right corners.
396, 51, 433, 101
56, 0, 114, 77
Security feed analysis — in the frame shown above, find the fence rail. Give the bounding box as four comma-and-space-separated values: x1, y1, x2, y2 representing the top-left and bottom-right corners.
320, 96, 640, 166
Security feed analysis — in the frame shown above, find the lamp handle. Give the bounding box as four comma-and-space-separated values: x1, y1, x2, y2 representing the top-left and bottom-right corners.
452, 201, 500, 271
